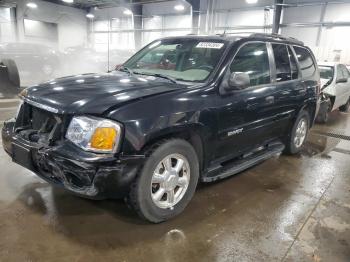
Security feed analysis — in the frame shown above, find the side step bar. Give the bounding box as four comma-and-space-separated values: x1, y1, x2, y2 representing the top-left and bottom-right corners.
202, 142, 285, 183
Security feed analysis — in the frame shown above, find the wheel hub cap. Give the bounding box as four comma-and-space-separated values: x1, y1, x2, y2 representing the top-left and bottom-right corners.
164, 174, 178, 190
150, 153, 190, 209
294, 118, 307, 148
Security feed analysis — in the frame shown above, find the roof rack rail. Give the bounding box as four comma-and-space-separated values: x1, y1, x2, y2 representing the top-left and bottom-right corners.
216, 32, 256, 37
249, 33, 304, 45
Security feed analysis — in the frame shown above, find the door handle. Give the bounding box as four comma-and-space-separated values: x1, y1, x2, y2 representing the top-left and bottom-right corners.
265, 96, 275, 104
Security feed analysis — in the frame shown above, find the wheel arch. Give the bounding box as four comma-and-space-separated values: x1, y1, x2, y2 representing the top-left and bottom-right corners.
297, 101, 317, 128
142, 125, 206, 173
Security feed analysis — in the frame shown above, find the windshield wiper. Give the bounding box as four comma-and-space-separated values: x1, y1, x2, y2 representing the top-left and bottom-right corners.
136, 72, 177, 84
118, 65, 134, 76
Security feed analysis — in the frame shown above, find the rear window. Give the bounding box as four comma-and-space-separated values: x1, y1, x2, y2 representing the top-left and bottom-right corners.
293, 46, 316, 78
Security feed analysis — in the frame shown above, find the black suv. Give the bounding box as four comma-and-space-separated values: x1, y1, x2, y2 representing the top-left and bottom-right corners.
2, 34, 320, 223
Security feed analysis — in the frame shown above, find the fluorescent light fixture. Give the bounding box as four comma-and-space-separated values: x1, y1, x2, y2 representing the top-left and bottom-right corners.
26, 2, 38, 8
86, 13, 95, 19
62, 0, 74, 3
174, 4, 185, 11
246, 0, 258, 4
123, 9, 133, 15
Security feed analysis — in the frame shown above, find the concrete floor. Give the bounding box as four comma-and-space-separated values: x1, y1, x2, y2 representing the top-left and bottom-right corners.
0, 99, 349, 262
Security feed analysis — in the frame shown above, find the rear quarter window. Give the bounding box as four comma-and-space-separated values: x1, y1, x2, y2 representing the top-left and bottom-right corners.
293, 46, 316, 78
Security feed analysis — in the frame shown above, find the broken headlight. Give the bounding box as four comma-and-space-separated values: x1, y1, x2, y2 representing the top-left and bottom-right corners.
66, 116, 122, 153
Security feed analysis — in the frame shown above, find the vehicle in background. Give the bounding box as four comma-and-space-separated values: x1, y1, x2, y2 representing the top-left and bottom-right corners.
317, 62, 350, 123
2, 34, 320, 223
63, 46, 134, 74
0, 59, 20, 98
0, 42, 61, 86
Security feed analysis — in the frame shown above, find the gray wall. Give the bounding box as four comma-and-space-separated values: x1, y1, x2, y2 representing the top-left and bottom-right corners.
3, 0, 87, 50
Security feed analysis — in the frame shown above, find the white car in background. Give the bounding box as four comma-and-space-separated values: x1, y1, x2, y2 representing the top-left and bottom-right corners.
317, 62, 350, 123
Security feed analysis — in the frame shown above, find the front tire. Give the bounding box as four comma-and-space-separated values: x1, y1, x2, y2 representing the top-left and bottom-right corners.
339, 99, 350, 112
317, 100, 331, 124
284, 111, 310, 155
2, 59, 20, 87
127, 139, 199, 223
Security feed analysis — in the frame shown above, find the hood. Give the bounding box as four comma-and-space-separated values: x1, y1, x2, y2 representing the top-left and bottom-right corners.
320, 78, 330, 89
24, 72, 182, 115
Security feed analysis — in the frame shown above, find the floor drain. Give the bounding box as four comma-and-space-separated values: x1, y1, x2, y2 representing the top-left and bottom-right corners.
312, 131, 350, 141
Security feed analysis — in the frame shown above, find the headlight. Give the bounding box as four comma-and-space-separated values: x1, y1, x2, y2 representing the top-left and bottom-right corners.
66, 116, 122, 153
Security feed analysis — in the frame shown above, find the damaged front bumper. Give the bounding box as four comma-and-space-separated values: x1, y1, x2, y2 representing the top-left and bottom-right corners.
2, 119, 145, 199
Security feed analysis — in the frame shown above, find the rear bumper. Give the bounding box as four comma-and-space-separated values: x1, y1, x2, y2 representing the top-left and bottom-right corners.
2, 119, 145, 199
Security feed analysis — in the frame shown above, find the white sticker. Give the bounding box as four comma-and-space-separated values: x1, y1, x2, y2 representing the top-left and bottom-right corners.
196, 42, 224, 49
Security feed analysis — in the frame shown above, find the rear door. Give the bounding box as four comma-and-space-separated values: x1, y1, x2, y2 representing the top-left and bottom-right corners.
268, 43, 301, 136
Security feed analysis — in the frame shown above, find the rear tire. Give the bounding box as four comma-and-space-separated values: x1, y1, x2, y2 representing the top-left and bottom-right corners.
339, 99, 350, 112
317, 100, 331, 124
284, 111, 310, 155
127, 139, 199, 223
2, 59, 20, 87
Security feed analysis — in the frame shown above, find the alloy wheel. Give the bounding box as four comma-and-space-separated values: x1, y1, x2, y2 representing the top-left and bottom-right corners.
150, 153, 190, 209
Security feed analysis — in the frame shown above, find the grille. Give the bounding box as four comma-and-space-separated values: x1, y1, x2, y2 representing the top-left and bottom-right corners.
31, 106, 57, 132
15, 102, 67, 144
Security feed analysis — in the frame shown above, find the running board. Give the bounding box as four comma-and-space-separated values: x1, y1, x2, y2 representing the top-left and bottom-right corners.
202, 142, 285, 183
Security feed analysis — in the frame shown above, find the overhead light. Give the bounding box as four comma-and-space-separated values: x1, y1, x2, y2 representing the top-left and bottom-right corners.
174, 4, 185, 11
123, 9, 133, 15
62, 0, 74, 3
86, 13, 94, 19
26, 2, 38, 8
246, 0, 258, 4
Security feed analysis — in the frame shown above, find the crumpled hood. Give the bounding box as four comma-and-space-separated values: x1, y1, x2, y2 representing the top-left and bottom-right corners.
24, 72, 182, 115
320, 78, 330, 89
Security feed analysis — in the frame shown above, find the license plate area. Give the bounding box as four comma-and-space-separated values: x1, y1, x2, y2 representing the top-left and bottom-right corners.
12, 142, 35, 171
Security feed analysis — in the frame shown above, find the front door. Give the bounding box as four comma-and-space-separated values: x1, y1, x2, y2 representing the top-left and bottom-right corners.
215, 42, 278, 163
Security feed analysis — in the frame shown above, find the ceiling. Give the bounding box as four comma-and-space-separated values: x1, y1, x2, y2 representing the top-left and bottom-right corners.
43, 0, 173, 10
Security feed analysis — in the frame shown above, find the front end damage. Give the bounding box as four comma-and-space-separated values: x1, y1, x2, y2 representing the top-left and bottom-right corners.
2, 101, 144, 199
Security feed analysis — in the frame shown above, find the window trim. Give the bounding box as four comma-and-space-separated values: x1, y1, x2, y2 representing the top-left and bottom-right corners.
269, 43, 302, 85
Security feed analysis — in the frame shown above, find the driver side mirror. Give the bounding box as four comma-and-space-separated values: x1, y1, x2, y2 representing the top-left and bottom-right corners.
336, 77, 348, 83
224, 72, 250, 91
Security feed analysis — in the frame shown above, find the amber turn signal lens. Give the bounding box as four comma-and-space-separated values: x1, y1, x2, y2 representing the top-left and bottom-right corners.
90, 127, 117, 151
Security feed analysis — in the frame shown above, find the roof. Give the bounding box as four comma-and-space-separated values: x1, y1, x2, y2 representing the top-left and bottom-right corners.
161, 33, 304, 46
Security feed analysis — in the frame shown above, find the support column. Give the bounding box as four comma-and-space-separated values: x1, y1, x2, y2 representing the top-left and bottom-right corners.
272, 0, 283, 34
186, 0, 200, 34
131, 5, 143, 50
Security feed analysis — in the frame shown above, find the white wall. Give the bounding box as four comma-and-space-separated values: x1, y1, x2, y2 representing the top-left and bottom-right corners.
199, 0, 274, 34
91, 7, 135, 51
143, 0, 191, 16
6, 0, 87, 50
281, 2, 350, 64
0, 7, 16, 42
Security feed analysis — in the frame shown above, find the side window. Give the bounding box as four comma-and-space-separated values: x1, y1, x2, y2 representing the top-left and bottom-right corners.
230, 42, 270, 87
340, 65, 350, 79
272, 44, 292, 82
336, 65, 343, 81
288, 46, 299, 79
293, 46, 316, 78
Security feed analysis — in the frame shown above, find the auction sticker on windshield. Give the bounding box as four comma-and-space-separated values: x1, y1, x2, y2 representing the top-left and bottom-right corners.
196, 42, 224, 49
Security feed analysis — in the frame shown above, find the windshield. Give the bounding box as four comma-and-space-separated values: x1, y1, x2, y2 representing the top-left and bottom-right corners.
319, 66, 334, 80
123, 39, 228, 82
